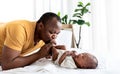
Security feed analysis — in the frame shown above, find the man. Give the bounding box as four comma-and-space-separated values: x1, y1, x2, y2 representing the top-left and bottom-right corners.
0, 12, 62, 70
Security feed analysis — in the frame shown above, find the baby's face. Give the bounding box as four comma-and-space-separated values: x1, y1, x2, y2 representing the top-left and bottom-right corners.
73, 53, 88, 68
73, 53, 97, 68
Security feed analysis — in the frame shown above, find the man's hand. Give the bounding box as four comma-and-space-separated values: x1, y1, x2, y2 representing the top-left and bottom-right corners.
50, 39, 56, 46
45, 39, 57, 59
37, 43, 53, 58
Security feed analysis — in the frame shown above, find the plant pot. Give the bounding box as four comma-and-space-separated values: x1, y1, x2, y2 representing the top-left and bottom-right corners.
62, 24, 72, 30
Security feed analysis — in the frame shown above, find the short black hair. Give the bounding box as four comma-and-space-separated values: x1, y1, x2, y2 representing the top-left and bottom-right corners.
37, 12, 61, 25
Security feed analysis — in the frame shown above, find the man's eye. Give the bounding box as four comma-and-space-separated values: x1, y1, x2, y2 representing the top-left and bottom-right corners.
56, 32, 60, 35
56, 33, 59, 35
49, 31, 53, 34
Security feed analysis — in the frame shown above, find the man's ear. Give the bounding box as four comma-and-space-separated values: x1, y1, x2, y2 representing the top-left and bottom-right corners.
38, 22, 44, 30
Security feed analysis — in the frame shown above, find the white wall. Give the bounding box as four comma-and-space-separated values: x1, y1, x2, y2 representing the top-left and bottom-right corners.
90, 0, 120, 69
106, 0, 120, 52
0, 0, 34, 22
91, 0, 108, 52
35, 0, 78, 20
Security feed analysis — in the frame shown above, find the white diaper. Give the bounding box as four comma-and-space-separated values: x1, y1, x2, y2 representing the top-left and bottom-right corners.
54, 49, 77, 68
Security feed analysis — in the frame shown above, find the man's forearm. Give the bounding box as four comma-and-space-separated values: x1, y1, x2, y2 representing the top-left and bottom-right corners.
1, 43, 52, 70
2, 52, 43, 70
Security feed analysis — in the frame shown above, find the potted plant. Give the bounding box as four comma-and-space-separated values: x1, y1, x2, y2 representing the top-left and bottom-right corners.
71, 2, 91, 48
58, 1, 91, 48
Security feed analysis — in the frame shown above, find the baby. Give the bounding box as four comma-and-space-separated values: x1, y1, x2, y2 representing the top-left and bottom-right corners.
50, 45, 98, 69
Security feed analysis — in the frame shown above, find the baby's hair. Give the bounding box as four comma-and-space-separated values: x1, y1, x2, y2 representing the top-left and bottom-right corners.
75, 52, 98, 69
84, 53, 98, 69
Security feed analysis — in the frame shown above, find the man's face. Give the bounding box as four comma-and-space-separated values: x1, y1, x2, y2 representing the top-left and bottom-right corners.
40, 17, 61, 43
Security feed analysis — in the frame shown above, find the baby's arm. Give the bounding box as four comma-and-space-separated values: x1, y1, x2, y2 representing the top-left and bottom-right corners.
54, 45, 66, 50
58, 51, 72, 65
51, 47, 59, 61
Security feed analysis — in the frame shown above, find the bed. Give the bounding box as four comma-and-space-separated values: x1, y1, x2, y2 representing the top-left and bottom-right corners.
0, 49, 118, 74
0, 28, 120, 74
1, 49, 120, 74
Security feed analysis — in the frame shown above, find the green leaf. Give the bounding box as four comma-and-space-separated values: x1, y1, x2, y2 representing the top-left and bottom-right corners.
61, 21, 65, 24
75, 9, 81, 12
71, 20, 78, 24
61, 15, 66, 20
73, 13, 82, 17
85, 3, 90, 7
57, 12, 60, 17
77, 20, 85, 25
78, 4, 83, 7
81, 8, 89, 15
65, 15, 68, 24
83, 8, 89, 14
61, 15, 68, 24
85, 22, 90, 27
68, 19, 72, 24
76, 15, 82, 18
78, 2, 83, 7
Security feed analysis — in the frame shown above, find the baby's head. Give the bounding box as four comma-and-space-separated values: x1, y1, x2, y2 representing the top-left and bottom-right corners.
73, 52, 98, 69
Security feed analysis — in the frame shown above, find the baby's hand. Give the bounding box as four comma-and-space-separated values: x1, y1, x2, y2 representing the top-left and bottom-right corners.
71, 50, 77, 57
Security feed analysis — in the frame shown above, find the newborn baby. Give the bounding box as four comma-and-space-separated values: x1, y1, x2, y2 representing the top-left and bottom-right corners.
50, 45, 98, 69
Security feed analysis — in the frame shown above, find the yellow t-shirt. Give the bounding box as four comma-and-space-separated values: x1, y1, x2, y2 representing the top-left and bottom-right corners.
0, 20, 45, 56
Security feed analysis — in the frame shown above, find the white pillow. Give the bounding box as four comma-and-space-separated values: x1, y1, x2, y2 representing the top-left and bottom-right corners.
56, 30, 72, 48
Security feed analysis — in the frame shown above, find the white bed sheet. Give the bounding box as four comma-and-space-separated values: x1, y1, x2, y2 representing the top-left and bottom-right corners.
0, 58, 119, 74
0, 48, 120, 74
0, 58, 106, 74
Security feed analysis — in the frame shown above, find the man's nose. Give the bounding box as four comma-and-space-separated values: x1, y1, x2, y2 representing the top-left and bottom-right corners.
51, 34, 57, 39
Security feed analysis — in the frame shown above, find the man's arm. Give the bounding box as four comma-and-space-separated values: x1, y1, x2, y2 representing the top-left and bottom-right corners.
1, 43, 53, 70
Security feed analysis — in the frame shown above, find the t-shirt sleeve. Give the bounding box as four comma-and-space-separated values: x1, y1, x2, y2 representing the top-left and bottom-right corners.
4, 24, 26, 51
